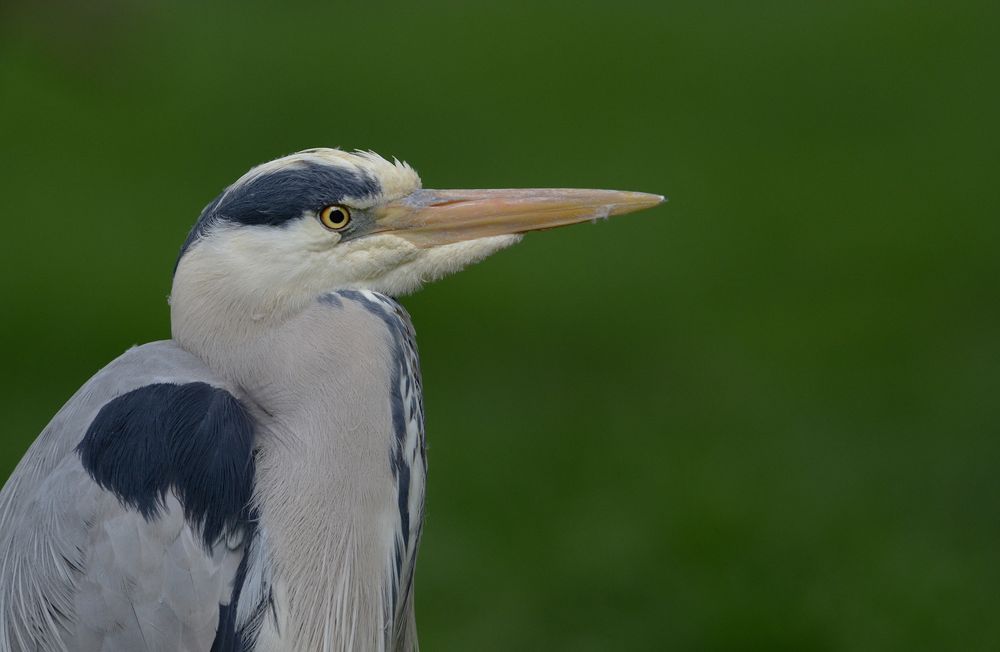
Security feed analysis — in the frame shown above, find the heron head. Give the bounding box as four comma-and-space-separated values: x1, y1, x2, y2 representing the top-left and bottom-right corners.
171, 148, 662, 322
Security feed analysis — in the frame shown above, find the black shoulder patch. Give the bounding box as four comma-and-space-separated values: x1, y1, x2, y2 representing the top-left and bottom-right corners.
77, 382, 255, 548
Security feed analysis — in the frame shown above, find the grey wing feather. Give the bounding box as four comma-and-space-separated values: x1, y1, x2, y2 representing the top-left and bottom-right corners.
0, 341, 250, 652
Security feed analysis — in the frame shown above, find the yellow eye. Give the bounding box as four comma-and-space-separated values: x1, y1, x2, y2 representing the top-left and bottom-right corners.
319, 205, 351, 230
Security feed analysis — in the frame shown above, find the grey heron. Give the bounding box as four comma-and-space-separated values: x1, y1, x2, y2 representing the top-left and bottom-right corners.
0, 148, 662, 651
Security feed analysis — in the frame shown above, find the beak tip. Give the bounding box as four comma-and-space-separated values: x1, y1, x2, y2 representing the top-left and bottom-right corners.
626, 191, 667, 212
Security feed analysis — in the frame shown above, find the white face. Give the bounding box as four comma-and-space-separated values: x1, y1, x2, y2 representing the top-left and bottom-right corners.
172, 149, 520, 321
180, 217, 520, 306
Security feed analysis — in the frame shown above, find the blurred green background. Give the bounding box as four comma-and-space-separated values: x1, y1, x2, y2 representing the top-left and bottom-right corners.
1, 1, 997, 649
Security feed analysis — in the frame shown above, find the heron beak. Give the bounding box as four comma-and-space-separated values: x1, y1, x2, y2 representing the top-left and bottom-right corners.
371, 188, 665, 247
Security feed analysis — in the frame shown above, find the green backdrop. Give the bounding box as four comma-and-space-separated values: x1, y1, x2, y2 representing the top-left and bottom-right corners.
1, 1, 996, 649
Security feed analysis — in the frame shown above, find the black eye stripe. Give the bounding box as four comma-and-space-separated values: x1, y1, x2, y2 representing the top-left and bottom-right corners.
220, 164, 375, 227
176, 162, 380, 268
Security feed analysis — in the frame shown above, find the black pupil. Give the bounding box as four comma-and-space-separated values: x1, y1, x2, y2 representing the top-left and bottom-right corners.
330, 208, 345, 223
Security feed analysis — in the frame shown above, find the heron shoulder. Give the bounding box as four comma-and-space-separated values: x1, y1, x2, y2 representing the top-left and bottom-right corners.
2, 340, 246, 502
1, 339, 258, 556
0, 340, 259, 651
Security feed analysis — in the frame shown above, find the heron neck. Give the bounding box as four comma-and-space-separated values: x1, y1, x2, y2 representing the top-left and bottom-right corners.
250, 296, 417, 650
169, 253, 311, 382
171, 269, 418, 649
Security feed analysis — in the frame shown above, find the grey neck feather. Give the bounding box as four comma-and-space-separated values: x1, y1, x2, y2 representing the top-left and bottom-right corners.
171, 260, 416, 650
